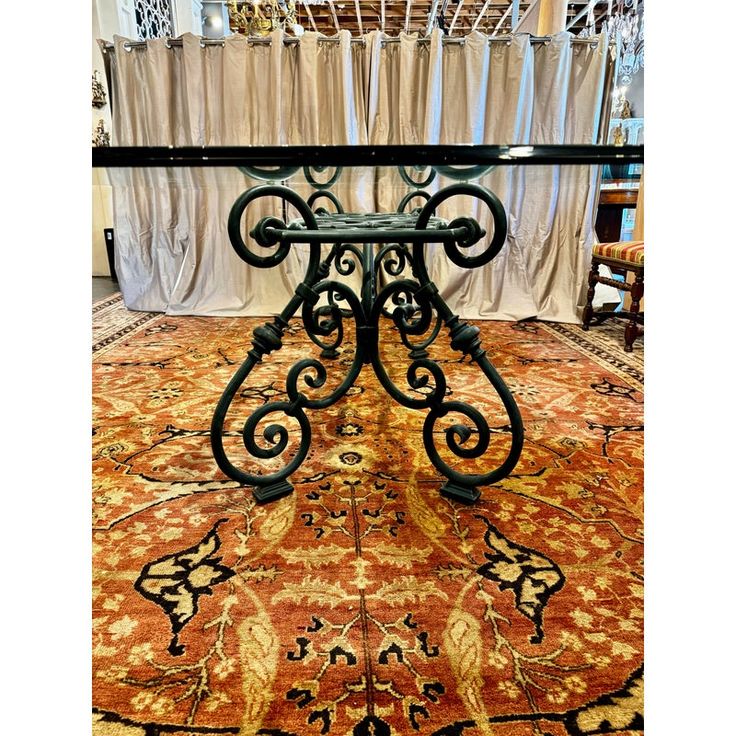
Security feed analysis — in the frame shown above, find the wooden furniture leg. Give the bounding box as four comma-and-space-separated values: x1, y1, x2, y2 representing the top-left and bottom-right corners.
625, 271, 644, 352
581, 260, 600, 330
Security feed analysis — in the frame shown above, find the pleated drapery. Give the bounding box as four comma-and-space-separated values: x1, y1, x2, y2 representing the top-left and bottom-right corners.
107, 30, 611, 322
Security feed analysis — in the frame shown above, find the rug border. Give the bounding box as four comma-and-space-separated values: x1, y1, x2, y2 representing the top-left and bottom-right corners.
92, 294, 161, 356
538, 322, 643, 390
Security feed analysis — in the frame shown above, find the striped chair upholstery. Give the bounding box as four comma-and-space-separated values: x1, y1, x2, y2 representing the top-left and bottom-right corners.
592, 240, 644, 267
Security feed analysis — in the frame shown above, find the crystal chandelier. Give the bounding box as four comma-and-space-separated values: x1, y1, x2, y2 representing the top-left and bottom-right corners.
602, 0, 644, 86
227, 0, 299, 36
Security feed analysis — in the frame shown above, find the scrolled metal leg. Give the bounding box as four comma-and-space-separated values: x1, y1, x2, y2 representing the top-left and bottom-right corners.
370, 279, 523, 504
211, 316, 307, 501
213, 280, 368, 502
428, 312, 524, 504
212, 185, 367, 502
370, 182, 524, 503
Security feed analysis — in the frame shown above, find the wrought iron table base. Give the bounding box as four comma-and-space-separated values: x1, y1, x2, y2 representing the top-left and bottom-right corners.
211, 182, 524, 504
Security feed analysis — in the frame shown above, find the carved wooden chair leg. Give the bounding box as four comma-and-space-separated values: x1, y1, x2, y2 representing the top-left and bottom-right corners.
583, 241, 644, 350
581, 260, 600, 331
624, 270, 644, 353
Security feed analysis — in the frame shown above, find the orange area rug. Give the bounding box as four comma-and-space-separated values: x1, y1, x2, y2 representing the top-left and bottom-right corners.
93, 295, 643, 736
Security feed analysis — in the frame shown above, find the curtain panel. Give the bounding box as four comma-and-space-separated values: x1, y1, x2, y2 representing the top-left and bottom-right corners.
107, 30, 611, 321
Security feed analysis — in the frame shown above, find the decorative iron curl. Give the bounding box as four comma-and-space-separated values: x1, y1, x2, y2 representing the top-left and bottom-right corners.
238, 165, 300, 182
399, 165, 436, 188
307, 190, 344, 214
212, 279, 366, 500
304, 165, 342, 190
420, 381, 521, 499
412, 182, 507, 279
227, 184, 321, 273
303, 302, 344, 357
212, 395, 312, 492
391, 290, 434, 337
434, 164, 496, 181
423, 402, 492, 481
334, 243, 363, 276
295, 280, 368, 409
376, 277, 443, 353
302, 275, 351, 357
328, 287, 350, 316
397, 189, 431, 213
242, 402, 310, 473
375, 243, 413, 278
370, 280, 446, 407
380, 285, 412, 321
375, 243, 419, 319
375, 354, 449, 411
285, 359, 328, 406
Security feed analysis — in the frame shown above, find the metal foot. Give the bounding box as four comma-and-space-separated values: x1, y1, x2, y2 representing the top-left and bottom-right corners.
440, 481, 481, 504
253, 480, 294, 503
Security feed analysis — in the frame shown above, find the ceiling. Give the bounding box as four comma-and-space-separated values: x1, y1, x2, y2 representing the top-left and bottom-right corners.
281, 1, 639, 38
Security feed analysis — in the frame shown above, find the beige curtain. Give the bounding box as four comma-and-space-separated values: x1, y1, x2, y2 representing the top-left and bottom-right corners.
108, 31, 367, 314
107, 30, 609, 322
368, 30, 609, 321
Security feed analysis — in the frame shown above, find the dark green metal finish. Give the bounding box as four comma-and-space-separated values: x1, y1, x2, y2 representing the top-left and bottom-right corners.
396, 190, 431, 213
211, 181, 524, 505
306, 190, 344, 214
304, 165, 342, 190
399, 165, 436, 188
434, 164, 496, 181
237, 165, 301, 181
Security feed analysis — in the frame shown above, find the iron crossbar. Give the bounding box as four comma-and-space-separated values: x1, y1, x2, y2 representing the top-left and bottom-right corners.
265, 225, 475, 245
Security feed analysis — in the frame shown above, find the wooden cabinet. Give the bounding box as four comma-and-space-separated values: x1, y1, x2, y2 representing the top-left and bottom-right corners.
596, 185, 639, 244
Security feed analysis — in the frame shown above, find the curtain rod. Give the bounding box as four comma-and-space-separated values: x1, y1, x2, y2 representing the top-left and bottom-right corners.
101, 34, 604, 53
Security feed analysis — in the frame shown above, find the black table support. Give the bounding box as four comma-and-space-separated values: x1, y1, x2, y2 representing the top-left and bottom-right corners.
210, 181, 525, 504
92, 144, 644, 505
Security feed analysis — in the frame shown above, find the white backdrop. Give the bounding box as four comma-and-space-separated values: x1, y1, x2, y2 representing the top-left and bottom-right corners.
107, 29, 614, 321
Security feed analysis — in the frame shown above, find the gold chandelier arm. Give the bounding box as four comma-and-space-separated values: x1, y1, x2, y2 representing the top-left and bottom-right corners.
227, 0, 300, 37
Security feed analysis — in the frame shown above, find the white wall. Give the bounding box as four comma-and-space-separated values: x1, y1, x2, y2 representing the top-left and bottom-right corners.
176, 0, 204, 35
92, 0, 117, 276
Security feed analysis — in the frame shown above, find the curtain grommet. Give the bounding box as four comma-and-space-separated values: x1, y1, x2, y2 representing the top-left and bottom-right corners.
164, 37, 172, 49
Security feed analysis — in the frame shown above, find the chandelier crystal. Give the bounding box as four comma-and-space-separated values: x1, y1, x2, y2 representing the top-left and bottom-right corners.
602, 1, 644, 87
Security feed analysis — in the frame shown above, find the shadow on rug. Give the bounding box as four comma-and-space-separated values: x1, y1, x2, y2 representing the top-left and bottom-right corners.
93, 299, 643, 736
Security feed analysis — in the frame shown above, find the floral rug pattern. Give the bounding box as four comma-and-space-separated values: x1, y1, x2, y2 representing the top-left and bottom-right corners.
93, 296, 643, 736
